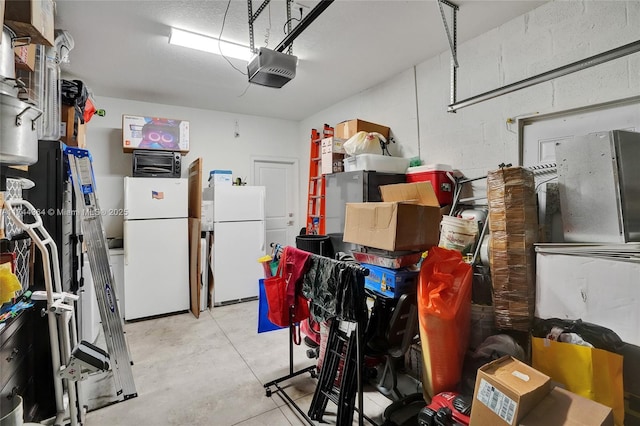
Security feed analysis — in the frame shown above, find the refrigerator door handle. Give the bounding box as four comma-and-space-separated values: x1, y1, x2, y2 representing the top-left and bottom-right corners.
260, 222, 265, 252
124, 221, 129, 266
123, 178, 129, 219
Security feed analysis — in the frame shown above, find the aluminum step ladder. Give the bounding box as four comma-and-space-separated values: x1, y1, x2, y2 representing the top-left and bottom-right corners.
65, 146, 137, 401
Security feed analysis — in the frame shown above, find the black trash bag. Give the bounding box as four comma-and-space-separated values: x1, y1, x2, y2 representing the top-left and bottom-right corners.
531, 317, 625, 353
61, 79, 89, 123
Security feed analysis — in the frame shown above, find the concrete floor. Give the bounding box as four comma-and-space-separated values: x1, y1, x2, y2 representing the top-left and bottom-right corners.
85, 301, 393, 425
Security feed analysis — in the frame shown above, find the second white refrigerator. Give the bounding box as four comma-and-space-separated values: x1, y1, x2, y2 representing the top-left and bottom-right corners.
204, 185, 266, 306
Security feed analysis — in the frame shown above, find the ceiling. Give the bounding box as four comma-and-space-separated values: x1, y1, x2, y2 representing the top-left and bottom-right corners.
55, 0, 546, 121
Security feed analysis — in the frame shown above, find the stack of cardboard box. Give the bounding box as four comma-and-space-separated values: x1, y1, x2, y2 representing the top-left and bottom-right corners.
487, 167, 538, 331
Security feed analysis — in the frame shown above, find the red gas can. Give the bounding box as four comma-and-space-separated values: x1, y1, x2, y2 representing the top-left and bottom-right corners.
406, 164, 454, 206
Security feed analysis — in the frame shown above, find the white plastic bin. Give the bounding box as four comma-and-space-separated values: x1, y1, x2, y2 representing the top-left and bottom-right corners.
343, 154, 409, 174
208, 170, 233, 186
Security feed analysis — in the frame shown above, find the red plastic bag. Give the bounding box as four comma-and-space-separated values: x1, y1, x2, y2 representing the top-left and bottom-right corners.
264, 249, 310, 328
83, 97, 97, 124
418, 247, 472, 398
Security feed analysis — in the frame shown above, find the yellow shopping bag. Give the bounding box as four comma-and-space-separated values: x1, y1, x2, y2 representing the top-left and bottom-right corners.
532, 337, 624, 425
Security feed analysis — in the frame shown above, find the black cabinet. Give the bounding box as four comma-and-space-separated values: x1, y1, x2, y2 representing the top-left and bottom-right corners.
0, 308, 55, 422
26, 140, 82, 293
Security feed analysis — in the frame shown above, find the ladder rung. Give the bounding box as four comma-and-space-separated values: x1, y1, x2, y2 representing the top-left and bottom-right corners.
310, 215, 323, 218
311, 157, 321, 162
311, 176, 323, 181
320, 389, 340, 405
310, 195, 323, 199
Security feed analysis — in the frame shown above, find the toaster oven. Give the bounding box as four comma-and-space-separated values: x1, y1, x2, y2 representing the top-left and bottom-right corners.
132, 150, 181, 178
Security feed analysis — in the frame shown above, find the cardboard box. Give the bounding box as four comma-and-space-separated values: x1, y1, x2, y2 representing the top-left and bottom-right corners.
520, 387, 614, 426
60, 105, 86, 148
122, 115, 190, 153
60, 105, 75, 143
321, 152, 344, 174
335, 119, 390, 140
343, 182, 441, 251
4, 0, 55, 46
321, 137, 346, 173
470, 356, 551, 426
321, 137, 346, 154
76, 120, 86, 148
14, 43, 36, 71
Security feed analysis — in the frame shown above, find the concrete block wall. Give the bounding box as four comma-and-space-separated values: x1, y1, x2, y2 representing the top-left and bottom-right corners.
300, 0, 640, 213
299, 67, 420, 160
417, 0, 640, 183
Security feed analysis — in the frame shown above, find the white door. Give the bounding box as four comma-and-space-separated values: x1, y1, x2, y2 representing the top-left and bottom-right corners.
212, 220, 265, 305
123, 217, 190, 320
252, 159, 298, 247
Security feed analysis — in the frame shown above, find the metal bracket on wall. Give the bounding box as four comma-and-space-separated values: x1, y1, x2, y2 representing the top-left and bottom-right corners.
437, 0, 459, 109
448, 39, 640, 113
247, 0, 334, 55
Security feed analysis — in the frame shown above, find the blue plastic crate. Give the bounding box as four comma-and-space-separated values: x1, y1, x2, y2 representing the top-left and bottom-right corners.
362, 263, 418, 298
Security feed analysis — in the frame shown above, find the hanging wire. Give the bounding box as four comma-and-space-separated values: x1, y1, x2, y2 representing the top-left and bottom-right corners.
535, 175, 558, 192
264, 2, 272, 48
218, 0, 247, 76
283, 7, 303, 34
237, 83, 251, 98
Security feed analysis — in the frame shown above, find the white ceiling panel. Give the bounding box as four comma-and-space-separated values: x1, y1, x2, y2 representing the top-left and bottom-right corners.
55, 0, 546, 120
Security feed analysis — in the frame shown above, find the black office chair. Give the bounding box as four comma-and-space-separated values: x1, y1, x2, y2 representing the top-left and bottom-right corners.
374, 292, 418, 401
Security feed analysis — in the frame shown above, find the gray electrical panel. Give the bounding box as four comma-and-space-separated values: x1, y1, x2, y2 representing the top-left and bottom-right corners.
556, 130, 640, 243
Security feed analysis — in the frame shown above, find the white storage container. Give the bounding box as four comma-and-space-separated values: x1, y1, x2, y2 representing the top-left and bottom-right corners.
208, 170, 233, 187
343, 154, 409, 174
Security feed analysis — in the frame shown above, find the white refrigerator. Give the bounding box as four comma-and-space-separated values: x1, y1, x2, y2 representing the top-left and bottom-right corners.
123, 177, 190, 320
203, 185, 266, 306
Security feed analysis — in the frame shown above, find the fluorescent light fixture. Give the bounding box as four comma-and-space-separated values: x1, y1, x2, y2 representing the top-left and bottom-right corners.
169, 28, 252, 62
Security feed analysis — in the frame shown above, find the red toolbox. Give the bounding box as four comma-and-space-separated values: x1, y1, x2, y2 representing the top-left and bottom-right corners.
406, 164, 454, 206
